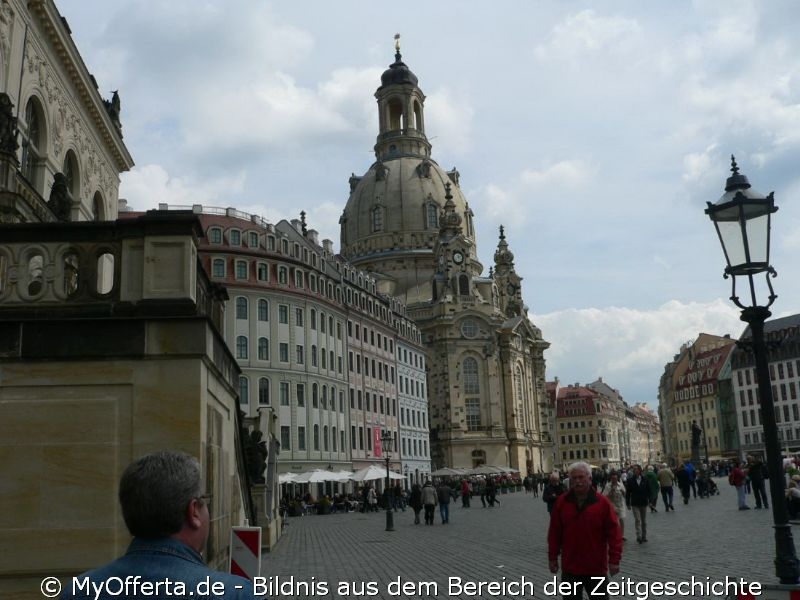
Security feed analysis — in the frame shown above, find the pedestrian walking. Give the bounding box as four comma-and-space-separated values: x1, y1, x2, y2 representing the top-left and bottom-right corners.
675, 463, 691, 505
730, 460, 750, 510
625, 465, 650, 544
603, 472, 627, 542
645, 465, 660, 513
437, 481, 457, 524
685, 461, 697, 498
548, 461, 623, 600
460, 479, 471, 508
421, 480, 437, 525
409, 483, 423, 524
543, 472, 566, 514
657, 463, 676, 511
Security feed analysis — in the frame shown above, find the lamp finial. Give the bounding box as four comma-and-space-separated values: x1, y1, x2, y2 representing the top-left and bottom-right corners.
394, 33, 401, 61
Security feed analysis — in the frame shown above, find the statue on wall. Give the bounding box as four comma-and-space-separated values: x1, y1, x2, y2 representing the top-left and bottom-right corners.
47, 172, 73, 221
0, 92, 18, 155
244, 429, 268, 483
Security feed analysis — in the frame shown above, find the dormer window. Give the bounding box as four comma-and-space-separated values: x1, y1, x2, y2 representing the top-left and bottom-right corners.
229, 230, 241, 246
425, 201, 438, 229
249, 232, 259, 248
209, 227, 223, 244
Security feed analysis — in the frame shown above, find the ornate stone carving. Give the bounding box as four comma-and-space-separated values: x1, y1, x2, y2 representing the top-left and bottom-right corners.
0, 1, 14, 74
48, 172, 73, 221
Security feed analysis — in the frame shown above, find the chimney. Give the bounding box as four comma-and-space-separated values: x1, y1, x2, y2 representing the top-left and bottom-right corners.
307, 229, 319, 245
323, 239, 334, 254
290, 219, 302, 233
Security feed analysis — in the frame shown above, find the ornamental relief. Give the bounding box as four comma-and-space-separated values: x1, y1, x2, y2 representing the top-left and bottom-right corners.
24, 37, 117, 205
0, 0, 14, 74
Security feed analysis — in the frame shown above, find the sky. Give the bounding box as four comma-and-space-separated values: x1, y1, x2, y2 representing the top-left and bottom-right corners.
56, 0, 800, 410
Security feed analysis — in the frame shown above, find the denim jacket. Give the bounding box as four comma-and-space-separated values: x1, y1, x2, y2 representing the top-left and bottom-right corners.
61, 537, 260, 599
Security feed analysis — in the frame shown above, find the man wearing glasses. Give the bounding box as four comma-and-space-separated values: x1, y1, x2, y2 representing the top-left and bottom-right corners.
61, 451, 260, 599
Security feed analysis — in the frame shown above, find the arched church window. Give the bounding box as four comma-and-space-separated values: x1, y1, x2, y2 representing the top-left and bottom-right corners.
21, 97, 45, 189
426, 202, 438, 229
372, 205, 383, 232
463, 358, 479, 394
92, 192, 105, 221
413, 100, 422, 131
63, 150, 79, 198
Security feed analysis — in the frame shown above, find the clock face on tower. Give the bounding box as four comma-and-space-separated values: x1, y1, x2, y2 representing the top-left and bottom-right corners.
452, 251, 464, 265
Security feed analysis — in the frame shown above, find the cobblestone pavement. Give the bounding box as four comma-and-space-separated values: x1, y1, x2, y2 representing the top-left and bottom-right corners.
261, 480, 791, 599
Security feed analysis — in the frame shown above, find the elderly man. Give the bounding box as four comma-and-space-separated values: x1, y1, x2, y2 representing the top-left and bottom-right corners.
61, 451, 259, 599
548, 462, 623, 600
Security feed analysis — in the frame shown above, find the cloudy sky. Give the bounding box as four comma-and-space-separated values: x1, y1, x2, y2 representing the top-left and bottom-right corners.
57, 0, 800, 409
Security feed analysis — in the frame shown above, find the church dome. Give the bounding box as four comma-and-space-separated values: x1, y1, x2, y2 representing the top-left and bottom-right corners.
380, 52, 419, 88
339, 155, 469, 264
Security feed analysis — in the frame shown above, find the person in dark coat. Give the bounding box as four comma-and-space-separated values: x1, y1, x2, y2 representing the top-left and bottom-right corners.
675, 463, 691, 505
747, 455, 769, 510
409, 484, 423, 524
625, 465, 651, 544
543, 472, 566, 513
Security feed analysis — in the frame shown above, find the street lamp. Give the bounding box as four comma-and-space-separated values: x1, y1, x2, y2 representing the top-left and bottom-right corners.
706, 156, 799, 584
381, 431, 395, 532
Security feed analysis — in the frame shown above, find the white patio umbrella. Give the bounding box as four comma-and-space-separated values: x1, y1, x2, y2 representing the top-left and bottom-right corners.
294, 469, 340, 483
278, 472, 298, 484
469, 465, 504, 475
330, 470, 355, 481
350, 464, 404, 482
430, 467, 469, 477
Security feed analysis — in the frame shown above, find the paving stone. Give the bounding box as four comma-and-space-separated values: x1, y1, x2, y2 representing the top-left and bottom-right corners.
261, 481, 795, 599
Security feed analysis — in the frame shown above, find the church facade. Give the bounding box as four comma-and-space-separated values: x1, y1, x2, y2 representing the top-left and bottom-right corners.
339, 43, 552, 473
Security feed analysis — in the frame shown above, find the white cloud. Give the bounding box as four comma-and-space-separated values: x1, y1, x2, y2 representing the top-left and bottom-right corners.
424, 87, 475, 159
534, 9, 642, 63
120, 164, 246, 210
534, 299, 743, 406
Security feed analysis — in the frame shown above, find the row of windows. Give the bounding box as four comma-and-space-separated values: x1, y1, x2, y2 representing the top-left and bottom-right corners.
346, 387, 398, 417
561, 434, 595, 445
398, 347, 425, 368
400, 407, 427, 429
562, 449, 605, 460
348, 426, 399, 454
399, 375, 425, 398
347, 320, 395, 353
235, 336, 343, 371
401, 436, 429, 458
347, 351, 395, 383
280, 424, 343, 453
558, 420, 598, 429
239, 378, 345, 411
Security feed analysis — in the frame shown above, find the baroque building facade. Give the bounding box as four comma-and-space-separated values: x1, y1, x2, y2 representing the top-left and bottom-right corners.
658, 333, 738, 465
731, 314, 800, 458
339, 45, 552, 473
155, 205, 433, 488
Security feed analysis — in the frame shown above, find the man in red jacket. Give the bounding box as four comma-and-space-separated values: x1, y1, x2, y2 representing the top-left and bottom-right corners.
548, 461, 623, 599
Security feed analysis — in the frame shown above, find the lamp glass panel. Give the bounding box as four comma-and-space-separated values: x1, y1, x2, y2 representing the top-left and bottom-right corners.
717, 220, 746, 268
743, 213, 770, 265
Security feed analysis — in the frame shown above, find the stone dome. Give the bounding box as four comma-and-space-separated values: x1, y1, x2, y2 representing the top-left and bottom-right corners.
340, 155, 470, 262
380, 52, 419, 88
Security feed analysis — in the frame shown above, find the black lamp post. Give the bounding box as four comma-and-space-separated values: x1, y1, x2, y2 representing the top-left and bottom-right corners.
706, 156, 799, 584
381, 431, 395, 532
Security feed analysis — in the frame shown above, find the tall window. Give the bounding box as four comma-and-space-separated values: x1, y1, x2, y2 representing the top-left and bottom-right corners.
239, 376, 249, 404
258, 378, 270, 405
314, 425, 320, 451
258, 299, 269, 321
63, 150, 79, 197
257, 337, 269, 360
297, 384, 305, 407
279, 305, 289, 324
235, 297, 248, 319
280, 426, 290, 450
279, 343, 289, 362
257, 263, 269, 281
295, 308, 304, 326
21, 98, 43, 186
426, 202, 438, 229
464, 357, 481, 430
236, 336, 248, 359
236, 261, 248, 279
280, 382, 289, 405
298, 427, 306, 451
212, 259, 225, 278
